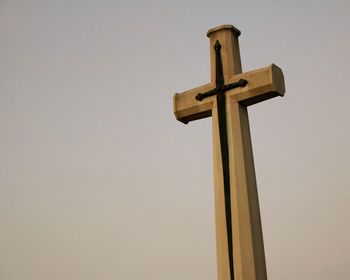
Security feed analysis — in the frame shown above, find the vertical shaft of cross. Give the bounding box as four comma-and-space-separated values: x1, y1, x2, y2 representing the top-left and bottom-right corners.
209, 25, 242, 280
208, 25, 267, 280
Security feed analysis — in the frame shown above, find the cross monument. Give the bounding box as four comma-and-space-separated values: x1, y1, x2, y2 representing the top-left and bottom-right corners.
173, 25, 285, 280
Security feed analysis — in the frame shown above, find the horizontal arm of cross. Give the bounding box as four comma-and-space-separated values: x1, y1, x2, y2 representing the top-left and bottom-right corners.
173, 82, 215, 124
173, 64, 285, 124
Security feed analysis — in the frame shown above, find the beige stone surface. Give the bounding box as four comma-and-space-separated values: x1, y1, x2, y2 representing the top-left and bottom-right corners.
173, 25, 285, 280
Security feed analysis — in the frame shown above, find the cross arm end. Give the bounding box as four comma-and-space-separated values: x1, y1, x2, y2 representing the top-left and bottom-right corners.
173, 83, 215, 124
233, 64, 285, 106
269, 63, 285, 96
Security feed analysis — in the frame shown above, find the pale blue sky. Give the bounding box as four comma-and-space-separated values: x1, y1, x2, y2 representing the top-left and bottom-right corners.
1, 1, 349, 279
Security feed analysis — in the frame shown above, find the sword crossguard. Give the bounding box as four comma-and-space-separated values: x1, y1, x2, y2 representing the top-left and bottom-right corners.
195, 79, 248, 102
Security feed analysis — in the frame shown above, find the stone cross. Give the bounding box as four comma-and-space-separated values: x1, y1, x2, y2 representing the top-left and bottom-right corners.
173, 25, 285, 280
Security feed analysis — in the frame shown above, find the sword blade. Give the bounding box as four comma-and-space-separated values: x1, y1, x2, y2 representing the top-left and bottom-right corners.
215, 40, 235, 280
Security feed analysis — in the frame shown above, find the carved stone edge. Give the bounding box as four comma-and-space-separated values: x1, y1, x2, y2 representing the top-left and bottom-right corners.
207, 24, 241, 37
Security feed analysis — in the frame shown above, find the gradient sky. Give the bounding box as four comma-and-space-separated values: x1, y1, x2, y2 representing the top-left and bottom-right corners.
1, 1, 349, 279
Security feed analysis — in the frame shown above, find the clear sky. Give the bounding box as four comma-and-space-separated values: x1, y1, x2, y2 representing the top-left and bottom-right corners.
1, 0, 349, 279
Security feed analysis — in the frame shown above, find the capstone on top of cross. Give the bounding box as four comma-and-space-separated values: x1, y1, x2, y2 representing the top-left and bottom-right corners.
207, 24, 241, 37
